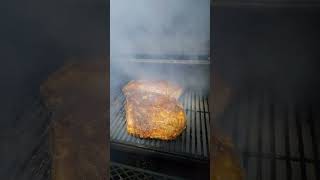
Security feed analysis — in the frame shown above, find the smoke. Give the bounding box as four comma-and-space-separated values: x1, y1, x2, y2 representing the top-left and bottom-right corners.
110, 0, 210, 97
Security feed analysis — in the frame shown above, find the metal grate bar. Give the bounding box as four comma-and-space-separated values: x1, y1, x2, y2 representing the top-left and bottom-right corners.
256, 94, 263, 180
191, 92, 196, 154
308, 105, 320, 180
110, 109, 124, 137
242, 151, 319, 163
181, 94, 187, 153
186, 91, 191, 153
269, 101, 276, 180
243, 92, 252, 174
217, 90, 319, 180
284, 103, 292, 180
110, 90, 210, 160
199, 92, 208, 156
110, 162, 186, 180
295, 104, 307, 179
205, 96, 211, 145
196, 92, 201, 155
262, 92, 272, 180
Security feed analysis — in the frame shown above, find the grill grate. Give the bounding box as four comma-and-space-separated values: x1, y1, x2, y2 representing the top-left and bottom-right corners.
110, 90, 210, 160
217, 90, 320, 180
110, 162, 185, 180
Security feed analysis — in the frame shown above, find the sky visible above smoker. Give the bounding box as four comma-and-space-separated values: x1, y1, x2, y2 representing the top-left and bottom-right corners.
110, 0, 210, 56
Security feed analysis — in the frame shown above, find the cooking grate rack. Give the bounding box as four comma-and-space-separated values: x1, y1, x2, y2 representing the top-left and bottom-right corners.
110, 90, 210, 160
110, 162, 185, 180
217, 90, 320, 180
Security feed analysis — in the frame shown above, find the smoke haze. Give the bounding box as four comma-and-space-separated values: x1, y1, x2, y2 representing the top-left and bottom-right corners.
110, 0, 210, 97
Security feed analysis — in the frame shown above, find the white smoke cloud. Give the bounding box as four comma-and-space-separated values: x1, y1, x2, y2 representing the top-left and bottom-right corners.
110, 0, 210, 98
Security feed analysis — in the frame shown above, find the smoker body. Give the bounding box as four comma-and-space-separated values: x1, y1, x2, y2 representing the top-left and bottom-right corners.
110, 58, 211, 179
212, 3, 320, 180
110, 0, 211, 179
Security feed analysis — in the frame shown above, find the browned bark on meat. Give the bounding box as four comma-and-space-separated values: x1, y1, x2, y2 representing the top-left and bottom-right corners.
123, 80, 186, 140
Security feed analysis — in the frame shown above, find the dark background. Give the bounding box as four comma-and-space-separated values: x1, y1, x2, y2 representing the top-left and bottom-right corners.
212, 5, 320, 105
1, 0, 108, 178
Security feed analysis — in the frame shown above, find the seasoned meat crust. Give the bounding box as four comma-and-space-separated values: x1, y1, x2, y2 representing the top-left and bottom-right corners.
125, 91, 186, 140
123, 80, 186, 140
123, 80, 183, 99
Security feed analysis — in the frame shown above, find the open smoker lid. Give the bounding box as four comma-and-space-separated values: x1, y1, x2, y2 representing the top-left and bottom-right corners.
110, 0, 210, 59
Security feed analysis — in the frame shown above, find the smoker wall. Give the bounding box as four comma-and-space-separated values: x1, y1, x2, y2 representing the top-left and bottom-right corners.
211, 6, 320, 180
212, 6, 320, 105
0, 0, 108, 178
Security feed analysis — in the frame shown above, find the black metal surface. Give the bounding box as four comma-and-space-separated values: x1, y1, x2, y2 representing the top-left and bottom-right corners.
217, 90, 320, 180
110, 162, 185, 180
9, 96, 52, 180
110, 90, 210, 161
27, 134, 51, 180
110, 148, 209, 180
25, 97, 52, 180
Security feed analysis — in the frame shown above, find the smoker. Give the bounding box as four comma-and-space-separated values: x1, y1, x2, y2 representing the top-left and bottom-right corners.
110, 58, 210, 179
110, 0, 210, 179
212, 1, 320, 180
